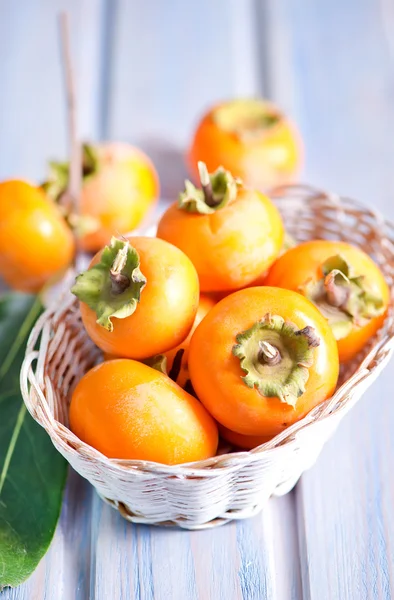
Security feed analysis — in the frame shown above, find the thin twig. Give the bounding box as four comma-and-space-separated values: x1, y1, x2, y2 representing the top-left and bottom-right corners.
58, 11, 81, 215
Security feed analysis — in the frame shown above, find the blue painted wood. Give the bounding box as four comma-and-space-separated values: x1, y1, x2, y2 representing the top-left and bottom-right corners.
0, 0, 105, 182
267, 0, 394, 598
5, 0, 394, 598
105, 0, 262, 200
0, 1, 105, 598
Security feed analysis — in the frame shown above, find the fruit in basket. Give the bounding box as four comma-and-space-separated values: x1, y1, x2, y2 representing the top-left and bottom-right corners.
42, 142, 159, 252
69, 359, 218, 464
188, 287, 339, 437
265, 240, 389, 362
187, 98, 302, 190
72, 236, 199, 359
157, 162, 284, 292
219, 425, 272, 450
0, 180, 74, 292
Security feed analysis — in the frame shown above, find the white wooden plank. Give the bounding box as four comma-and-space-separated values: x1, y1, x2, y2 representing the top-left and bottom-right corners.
91, 2, 301, 599
89, 493, 300, 600
0, 1, 104, 598
267, 0, 394, 598
106, 0, 263, 200
0, 0, 105, 182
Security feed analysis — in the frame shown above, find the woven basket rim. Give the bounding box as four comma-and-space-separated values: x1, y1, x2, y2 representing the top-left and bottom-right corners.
20, 184, 394, 476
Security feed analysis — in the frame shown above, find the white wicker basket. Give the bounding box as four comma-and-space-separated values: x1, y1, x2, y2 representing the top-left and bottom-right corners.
20, 184, 394, 529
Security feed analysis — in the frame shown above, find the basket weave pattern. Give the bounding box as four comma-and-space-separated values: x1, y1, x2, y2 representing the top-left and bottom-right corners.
21, 185, 394, 529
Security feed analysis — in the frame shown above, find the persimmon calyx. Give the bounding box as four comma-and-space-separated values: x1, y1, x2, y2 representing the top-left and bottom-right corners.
213, 99, 281, 142
143, 348, 185, 382
42, 143, 101, 235
178, 162, 241, 214
71, 237, 146, 331
232, 314, 320, 407
300, 254, 385, 340
143, 354, 168, 375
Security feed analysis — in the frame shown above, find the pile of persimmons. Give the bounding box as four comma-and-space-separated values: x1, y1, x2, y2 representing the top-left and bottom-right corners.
0, 99, 389, 465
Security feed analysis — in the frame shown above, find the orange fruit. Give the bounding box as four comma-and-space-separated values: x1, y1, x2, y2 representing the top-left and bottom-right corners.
187, 98, 302, 190
69, 359, 218, 464
189, 287, 339, 437
0, 180, 74, 292
157, 163, 284, 292
265, 240, 390, 362
44, 142, 159, 252
73, 236, 199, 359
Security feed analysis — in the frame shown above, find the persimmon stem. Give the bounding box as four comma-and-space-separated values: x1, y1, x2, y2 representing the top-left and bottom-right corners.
198, 161, 216, 207
110, 243, 130, 295
324, 271, 350, 308
258, 341, 281, 366
59, 11, 81, 217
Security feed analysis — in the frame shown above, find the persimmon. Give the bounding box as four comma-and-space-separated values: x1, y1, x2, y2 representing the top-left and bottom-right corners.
43, 142, 159, 252
188, 287, 339, 437
265, 240, 389, 362
72, 236, 199, 359
157, 163, 284, 292
69, 359, 218, 464
219, 425, 271, 450
187, 98, 302, 190
0, 180, 74, 292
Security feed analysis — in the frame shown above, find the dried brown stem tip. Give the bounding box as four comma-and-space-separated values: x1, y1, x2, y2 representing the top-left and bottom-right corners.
324, 271, 350, 308
295, 326, 320, 348
258, 341, 282, 365
110, 242, 131, 295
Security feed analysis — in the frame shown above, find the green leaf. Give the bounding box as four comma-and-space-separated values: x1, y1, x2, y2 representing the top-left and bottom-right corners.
0, 293, 67, 590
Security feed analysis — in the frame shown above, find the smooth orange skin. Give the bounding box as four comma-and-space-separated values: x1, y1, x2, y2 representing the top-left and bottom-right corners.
0, 180, 74, 292
80, 236, 199, 359
219, 425, 272, 450
187, 101, 302, 190
265, 240, 390, 362
165, 294, 216, 387
80, 143, 159, 252
69, 359, 218, 464
188, 287, 339, 437
157, 189, 284, 292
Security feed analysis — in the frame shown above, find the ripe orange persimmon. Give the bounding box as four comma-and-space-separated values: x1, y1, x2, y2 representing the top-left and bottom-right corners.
164, 294, 216, 387
187, 98, 302, 190
0, 180, 74, 292
265, 240, 390, 362
157, 163, 284, 292
72, 236, 199, 359
69, 359, 218, 464
219, 425, 271, 450
189, 287, 339, 437
43, 142, 159, 252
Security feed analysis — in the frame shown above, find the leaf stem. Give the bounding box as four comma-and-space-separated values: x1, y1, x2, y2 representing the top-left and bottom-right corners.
0, 404, 26, 496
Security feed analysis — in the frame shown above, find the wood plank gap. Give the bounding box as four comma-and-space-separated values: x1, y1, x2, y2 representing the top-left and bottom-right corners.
253, 0, 272, 98
97, 0, 118, 140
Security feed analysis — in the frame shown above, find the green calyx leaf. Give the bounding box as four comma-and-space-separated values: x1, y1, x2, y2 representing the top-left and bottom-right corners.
143, 354, 168, 375
42, 143, 100, 203
71, 237, 147, 331
178, 162, 241, 214
232, 314, 320, 407
213, 98, 281, 142
300, 254, 385, 340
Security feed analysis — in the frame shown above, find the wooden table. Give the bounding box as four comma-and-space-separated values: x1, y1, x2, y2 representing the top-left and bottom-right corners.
1, 1, 394, 598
